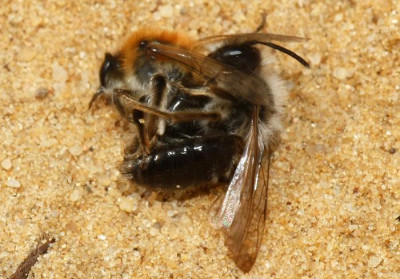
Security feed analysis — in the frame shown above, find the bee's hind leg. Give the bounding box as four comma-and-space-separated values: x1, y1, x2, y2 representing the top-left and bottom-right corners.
113, 89, 221, 123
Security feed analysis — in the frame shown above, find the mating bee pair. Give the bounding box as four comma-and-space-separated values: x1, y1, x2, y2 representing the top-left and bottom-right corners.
90, 20, 308, 272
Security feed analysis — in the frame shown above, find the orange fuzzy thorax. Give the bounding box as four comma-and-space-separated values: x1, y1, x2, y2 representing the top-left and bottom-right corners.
119, 29, 196, 74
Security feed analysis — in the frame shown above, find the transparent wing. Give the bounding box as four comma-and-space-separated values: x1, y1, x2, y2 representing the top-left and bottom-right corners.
198, 32, 308, 45
210, 105, 270, 272
146, 43, 274, 106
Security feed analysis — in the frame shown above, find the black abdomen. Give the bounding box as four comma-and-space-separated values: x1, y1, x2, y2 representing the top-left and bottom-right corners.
122, 135, 243, 189
208, 44, 261, 74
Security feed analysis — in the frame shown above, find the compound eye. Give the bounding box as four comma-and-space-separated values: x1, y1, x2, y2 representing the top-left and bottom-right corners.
100, 53, 120, 87
100, 53, 112, 86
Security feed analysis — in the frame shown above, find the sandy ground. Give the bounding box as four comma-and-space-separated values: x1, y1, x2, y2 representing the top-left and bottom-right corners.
1, 0, 399, 278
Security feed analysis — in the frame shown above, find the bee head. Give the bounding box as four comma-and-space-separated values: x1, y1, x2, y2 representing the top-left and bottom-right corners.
99, 52, 124, 88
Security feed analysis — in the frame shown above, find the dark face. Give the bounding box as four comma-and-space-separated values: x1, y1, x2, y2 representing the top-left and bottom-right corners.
99, 53, 124, 88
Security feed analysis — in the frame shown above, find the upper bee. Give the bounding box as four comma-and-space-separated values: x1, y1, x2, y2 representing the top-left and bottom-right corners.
92, 28, 309, 110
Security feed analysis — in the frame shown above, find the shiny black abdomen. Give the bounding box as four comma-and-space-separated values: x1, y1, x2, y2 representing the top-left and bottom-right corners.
122, 135, 243, 188
208, 44, 261, 74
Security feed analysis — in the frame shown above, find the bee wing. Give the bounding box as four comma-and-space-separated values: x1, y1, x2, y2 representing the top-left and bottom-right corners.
146, 43, 273, 106
198, 32, 308, 45
197, 33, 310, 68
210, 105, 269, 272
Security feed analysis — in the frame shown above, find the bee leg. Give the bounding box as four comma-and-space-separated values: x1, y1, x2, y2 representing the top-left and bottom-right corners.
124, 137, 140, 159
114, 89, 221, 122
172, 82, 218, 99
132, 109, 151, 154
146, 74, 167, 143
123, 76, 167, 154
150, 74, 167, 107
112, 93, 129, 119
255, 11, 267, 33
88, 87, 105, 109
163, 110, 221, 122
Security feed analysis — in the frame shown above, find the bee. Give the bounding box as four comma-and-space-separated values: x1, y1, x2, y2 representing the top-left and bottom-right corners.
90, 18, 309, 272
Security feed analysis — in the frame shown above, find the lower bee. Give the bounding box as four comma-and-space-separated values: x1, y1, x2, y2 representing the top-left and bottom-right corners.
90, 18, 309, 272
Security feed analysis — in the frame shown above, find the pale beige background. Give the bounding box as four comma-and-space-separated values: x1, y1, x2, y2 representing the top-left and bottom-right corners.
1, 1, 399, 278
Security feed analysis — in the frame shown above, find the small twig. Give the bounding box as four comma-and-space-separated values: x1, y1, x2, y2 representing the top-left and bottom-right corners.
9, 236, 55, 279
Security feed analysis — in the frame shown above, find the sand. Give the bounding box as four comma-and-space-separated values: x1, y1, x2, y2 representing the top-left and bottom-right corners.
1, 0, 399, 278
